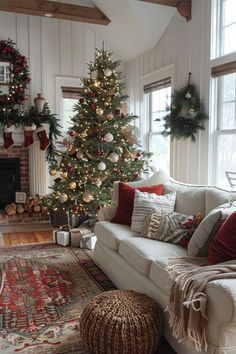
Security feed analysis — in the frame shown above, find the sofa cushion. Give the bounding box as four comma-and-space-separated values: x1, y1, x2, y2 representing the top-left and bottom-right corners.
131, 190, 176, 232
163, 180, 207, 216
208, 212, 236, 265
95, 221, 138, 251
149, 257, 207, 295
119, 238, 187, 276
205, 188, 236, 215
111, 182, 163, 225
188, 201, 236, 257
111, 170, 169, 206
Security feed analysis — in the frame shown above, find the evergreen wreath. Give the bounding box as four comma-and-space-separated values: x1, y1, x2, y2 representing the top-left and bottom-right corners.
161, 73, 208, 141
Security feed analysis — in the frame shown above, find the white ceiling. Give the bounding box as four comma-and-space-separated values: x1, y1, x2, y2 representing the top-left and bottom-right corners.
66, 0, 175, 62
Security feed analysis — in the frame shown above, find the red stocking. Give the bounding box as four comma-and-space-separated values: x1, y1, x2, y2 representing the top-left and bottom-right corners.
3, 126, 14, 149
36, 125, 50, 150
23, 124, 36, 148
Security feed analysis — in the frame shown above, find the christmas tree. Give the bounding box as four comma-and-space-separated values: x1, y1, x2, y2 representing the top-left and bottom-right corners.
46, 49, 152, 223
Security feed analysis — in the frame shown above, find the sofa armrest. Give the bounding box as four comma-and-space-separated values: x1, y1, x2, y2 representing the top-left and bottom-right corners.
97, 204, 117, 221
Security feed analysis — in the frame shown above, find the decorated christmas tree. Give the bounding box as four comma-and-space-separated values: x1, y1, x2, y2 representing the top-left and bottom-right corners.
46, 49, 152, 223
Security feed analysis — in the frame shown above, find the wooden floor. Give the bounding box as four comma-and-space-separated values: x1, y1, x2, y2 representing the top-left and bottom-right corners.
2, 230, 176, 354
3, 230, 53, 246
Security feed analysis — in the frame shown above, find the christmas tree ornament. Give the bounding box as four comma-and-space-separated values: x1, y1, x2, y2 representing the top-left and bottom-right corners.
60, 171, 68, 179
79, 97, 85, 104
104, 68, 112, 77
119, 101, 129, 115
94, 178, 102, 187
72, 204, 79, 212
108, 152, 119, 163
68, 181, 77, 189
93, 127, 99, 134
104, 132, 114, 142
36, 125, 50, 150
59, 192, 68, 203
22, 124, 36, 148
91, 103, 97, 111
107, 112, 114, 121
98, 136, 105, 143
3, 126, 14, 149
98, 161, 106, 171
34, 93, 45, 114
90, 70, 98, 80
114, 109, 120, 116
83, 191, 94, 203
186, 92, 191, 99
49, 168, 57, 176
69, 130, 76, 137
96, 107, 104, 116
76, 151, 84, 159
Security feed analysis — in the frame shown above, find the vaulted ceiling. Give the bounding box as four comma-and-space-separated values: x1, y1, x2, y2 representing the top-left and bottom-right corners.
0, 0, 177, 62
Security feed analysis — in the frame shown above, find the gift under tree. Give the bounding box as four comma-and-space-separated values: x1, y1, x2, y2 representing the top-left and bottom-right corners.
45, 49, 152, 222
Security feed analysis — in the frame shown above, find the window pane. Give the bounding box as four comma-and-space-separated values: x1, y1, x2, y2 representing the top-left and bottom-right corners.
223, 0, 236, 26
63, 98, 77, 131
222, 23, 236, 55
149, 134, 170, 175
222, 102, 235, 129
151, 86, 171, 132
222, 73, 236, 101
216, 134, 236, 187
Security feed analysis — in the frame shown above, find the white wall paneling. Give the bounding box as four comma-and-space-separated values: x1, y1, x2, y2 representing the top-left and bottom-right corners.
125, 0, 212, 184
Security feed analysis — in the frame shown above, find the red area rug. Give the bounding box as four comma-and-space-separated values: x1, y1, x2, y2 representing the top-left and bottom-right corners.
0, 243, 115, 353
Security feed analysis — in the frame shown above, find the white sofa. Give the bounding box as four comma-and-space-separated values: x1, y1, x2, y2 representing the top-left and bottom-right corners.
93, 171, 236, 354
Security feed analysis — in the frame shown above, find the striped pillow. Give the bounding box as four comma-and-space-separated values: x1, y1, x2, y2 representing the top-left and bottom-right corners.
131, 190, 176, 233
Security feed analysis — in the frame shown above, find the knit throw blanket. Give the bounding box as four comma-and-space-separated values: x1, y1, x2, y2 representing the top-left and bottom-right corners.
165, 257, 236, 352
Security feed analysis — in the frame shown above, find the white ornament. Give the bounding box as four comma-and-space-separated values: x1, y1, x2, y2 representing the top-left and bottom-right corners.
108, 152, 119, 163
76, 151, 84, 159
98, 161, 106, 171
96, 107, 104, 116
59, 193, 68, 203
104, 132, 114, 142
90, 70, 98, 80
95, 178, 102, 187
83, 191, 94, 203
107, 113, 114, 121
104, 68, 112, 77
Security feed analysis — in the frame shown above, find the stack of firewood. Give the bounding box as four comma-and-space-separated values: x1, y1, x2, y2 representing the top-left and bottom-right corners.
4, 195, 47, 216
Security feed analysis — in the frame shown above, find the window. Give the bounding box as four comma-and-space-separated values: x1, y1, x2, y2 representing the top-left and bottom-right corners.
144, 78, 171, 174
211, 66, 236, 187
61, 86, 82, 132
212, 0, 236, 58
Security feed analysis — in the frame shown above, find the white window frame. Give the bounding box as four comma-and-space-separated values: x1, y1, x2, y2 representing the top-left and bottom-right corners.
139, 65, 175, 175
55, 76, 82, 133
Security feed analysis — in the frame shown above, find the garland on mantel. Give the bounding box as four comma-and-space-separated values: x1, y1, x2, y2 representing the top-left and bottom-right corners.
160, 73, 208, 141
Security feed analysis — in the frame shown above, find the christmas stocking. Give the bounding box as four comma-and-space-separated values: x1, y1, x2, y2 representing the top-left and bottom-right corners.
3, 126, 14, 149
36, 125, 50, 150
23, 124, 36, 148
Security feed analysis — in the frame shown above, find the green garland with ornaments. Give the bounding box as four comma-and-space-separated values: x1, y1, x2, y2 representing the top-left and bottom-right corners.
161, 73, 208, 141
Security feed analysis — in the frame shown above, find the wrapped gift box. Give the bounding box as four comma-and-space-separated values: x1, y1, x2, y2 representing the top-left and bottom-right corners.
80, 233, 97, 250
53, 230, 70, 246
70, 227, 91, 246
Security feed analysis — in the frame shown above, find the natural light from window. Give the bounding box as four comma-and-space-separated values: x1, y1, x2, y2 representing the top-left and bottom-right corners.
148, 86, 171, 175
220, 0, 236, 56
63, 98, 77, 132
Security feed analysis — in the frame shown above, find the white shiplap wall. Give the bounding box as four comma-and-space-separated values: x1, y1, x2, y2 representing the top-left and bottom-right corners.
125, 0, 212, 184
0, 12, 109, 112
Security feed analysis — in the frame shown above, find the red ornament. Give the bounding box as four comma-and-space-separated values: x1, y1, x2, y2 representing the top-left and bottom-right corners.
79, 98, 85, 104
72, 204, 79, 212
88, 92, 95, 98
98, 137, 104, 143
134, 158, 139, 162
91, 103, 97, 111
93, 127, 99, 134
69, 130, 76, 137
114, 109, 120, 116
67, 166, 74, 173
136, 151, 142, 157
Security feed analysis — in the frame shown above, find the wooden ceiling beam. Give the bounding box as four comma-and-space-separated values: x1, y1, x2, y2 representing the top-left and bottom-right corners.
139, 0, 191, 22
0, 0, 110, 25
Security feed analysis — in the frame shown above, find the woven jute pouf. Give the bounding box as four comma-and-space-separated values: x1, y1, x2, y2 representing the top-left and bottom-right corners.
80, 289, 163, 354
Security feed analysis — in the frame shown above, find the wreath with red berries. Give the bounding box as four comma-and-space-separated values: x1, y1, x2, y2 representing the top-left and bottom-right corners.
0, 38, 31, 125
161, 73, 208, 142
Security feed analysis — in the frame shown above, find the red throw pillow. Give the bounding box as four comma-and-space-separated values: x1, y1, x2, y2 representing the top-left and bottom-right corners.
208, 211, 236, 265
111, 182, 164, 225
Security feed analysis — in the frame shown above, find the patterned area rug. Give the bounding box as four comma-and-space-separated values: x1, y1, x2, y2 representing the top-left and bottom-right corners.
0, 243, 115, 353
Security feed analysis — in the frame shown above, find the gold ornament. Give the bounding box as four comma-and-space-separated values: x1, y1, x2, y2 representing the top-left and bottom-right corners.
59, 193, 68, 203
68, 181, 77, 189
83, 191, 94, 203
96, 107, 104, 116
107, 113, 114, 121
49, 168, 57, 176
60, 171, 68, 179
